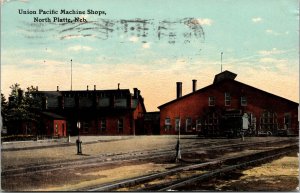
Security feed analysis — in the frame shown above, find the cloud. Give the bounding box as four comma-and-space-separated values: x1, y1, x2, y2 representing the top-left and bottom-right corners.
142, 42, 151, 49
252, 17, 262, 23
67, 45, 92, 51
258, 48, 285, 56
258, 57, 290, 72
21, 59, 65, 67
193, 18, 213, 26
265, 29, 280, 36
129, 36, 139, 42
259, 57, 285, 63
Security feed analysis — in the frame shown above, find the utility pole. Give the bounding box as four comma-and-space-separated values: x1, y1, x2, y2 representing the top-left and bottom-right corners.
68, 59, 72, 143
175, 117, 181, 162
221, 52, 223, 72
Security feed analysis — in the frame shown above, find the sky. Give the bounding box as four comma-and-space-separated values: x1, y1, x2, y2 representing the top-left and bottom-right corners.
1, 0, 299, 111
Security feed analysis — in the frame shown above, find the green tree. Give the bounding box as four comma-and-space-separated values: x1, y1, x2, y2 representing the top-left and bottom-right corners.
6, 83, 26, 135
6, 84, 42, 135
25, 86, 42, 131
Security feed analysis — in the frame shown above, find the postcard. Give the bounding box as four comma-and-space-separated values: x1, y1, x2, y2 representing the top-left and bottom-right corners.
1, 0, 299, 191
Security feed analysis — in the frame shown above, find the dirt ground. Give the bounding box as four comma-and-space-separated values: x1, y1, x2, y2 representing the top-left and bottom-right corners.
1, 136, 299, 191
1, 136, 177, 169
225, 153, 299, 191
3, 161, 177, 191
2, 136, 291, 169
185, 153, 299, 191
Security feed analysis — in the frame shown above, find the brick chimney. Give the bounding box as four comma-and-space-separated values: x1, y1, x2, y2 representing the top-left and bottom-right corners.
87, 85, 89, 91
133, 88, 138, 99
57, 86, 59, 91
192, 79, 197, 92
176, 82, 182, 99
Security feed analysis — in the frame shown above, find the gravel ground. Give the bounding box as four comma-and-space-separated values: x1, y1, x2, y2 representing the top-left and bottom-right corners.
1, 136, 295, 169
1, 136, 298, 191
215, 152, 299, 191
1, 135, 182, 169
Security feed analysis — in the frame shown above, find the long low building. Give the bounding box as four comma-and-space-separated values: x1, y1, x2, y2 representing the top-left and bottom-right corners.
158, 71, 298, 137
31, 86, 146, 136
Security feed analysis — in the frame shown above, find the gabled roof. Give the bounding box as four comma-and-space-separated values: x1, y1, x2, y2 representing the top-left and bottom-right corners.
158, 71, 298, 109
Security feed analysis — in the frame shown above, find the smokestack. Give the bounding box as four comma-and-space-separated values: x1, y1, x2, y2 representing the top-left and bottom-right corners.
36, 86, 38, 91
192, 79, 197, 92
137, 90, 141, 98
87, 85, 89, 91
133, 88, 138, 99
57, 86, 59, 91
94, 85, 96, 91
118, 83, 120, 90
176, 82, 182, 99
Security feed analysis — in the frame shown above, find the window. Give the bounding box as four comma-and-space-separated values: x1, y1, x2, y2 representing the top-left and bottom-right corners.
196, 119, 202, 131
241, 96, 247, 106
165, 118, 171, 130
185, 118, 192, 132
138, 112, 143, 118
118, 119, 123, 133
55, 123, 58, 135
45, 98, 48, 109
208, 96, 215, 106
284, 113, 291, 129
260, 111, 278, 133
99, 118, 106, 132
225, 92, 231, 106
203, 112, 220, 135
175, 118, 180, 131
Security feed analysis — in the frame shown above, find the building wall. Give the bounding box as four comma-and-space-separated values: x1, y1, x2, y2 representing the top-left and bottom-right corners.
44, 119, 53, 136
133, 101, 145, 135
160, 80, 298, 136
77, 112, 140, 136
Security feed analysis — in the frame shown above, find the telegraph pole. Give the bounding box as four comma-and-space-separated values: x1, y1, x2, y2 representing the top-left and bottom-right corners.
71, 59, 73, 91
68, 59, 73, 143
221, 52, 223, 72
175, 116, 181, 162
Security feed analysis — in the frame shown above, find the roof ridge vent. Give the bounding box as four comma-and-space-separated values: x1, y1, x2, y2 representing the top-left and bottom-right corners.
213, 70, 237, 84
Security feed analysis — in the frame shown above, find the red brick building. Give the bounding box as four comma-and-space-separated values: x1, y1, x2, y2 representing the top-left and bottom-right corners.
32, 86, 146, 136
158, 71, 298, 137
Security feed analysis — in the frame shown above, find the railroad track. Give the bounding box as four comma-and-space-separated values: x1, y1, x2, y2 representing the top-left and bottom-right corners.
0, 138, 250, 173
2, 138, 297, 177
77, 143, 298, 191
